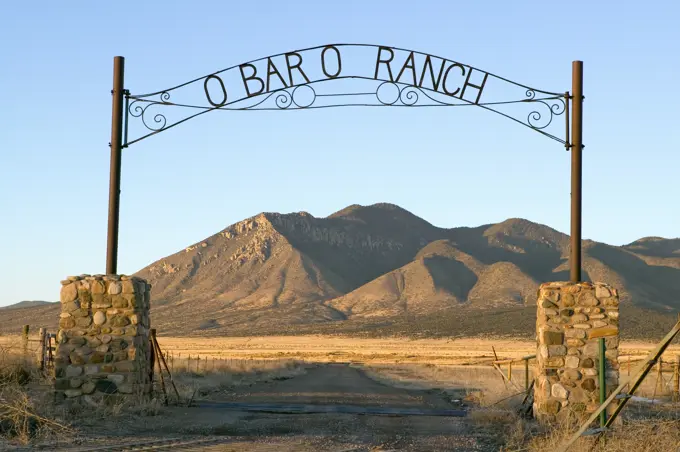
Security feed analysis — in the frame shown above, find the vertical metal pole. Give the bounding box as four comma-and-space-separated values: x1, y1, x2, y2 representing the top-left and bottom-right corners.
106, 56, 125, 275
598, 337, 607, 427
570, 61, 583, 282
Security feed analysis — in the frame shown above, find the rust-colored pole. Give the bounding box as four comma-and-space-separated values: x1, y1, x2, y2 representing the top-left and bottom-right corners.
106, 56, 125, 275
570, 61, 583, 282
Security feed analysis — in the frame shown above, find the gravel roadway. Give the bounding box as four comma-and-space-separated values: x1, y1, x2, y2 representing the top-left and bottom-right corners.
3, 364, 504, 452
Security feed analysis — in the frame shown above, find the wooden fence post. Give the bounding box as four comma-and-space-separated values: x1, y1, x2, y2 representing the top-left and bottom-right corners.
47, 333, 55, 370
21, 325, 29, 364
38, 328, 46, 370
673, 355, 679, 402
524, 358, 529, 392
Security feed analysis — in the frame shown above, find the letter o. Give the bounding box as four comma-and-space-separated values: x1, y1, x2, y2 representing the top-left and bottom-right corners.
321, 46, 342, 79
204, 74, 228, 107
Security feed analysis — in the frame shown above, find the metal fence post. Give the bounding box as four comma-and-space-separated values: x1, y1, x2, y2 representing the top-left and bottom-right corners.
599, 337, 607, 427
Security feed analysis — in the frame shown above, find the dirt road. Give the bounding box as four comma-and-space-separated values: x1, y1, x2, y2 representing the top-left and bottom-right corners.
219, 363, 457, 408
44, 364, 501, 452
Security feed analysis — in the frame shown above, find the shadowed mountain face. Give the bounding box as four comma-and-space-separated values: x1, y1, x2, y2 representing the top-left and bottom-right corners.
2, 203, 678, 337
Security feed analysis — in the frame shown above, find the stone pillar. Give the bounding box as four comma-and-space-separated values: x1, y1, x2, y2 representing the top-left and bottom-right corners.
533, 281, 620, 422
55, 274, 152, 404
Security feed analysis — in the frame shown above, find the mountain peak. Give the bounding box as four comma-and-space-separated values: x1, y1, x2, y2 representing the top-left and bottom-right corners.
628, 236, 670, 244
328, 202, 406, 218
624, 236, 680, 258
485, 218, 540, 233
327, 203, 436, 233
482, 218, 569, 248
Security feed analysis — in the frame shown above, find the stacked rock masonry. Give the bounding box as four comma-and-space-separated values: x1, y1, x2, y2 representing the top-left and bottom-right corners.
534, 281, 620, 422
55, 274, 152, 403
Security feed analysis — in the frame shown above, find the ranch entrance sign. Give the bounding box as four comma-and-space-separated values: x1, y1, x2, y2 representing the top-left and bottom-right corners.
107, 44, 584, 281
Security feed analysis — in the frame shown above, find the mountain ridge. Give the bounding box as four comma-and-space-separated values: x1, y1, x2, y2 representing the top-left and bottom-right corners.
1, 203, 678, 338
0, 300, 56, 310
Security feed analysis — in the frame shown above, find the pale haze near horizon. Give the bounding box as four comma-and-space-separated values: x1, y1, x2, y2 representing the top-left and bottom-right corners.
1, 0, 678, 306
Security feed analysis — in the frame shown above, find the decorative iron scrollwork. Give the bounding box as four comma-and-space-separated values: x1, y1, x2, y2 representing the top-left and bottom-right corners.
527, 97, 566, 130
292, 85, 316, 108
124, 44, 569, 147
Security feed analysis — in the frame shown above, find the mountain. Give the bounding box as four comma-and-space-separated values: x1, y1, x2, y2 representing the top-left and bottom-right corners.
0, 300, 56, 310
133, 204, 440, 332
1, 203, 678, 338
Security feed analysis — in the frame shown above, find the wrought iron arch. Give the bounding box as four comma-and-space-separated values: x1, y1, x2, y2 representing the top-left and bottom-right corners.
106, 44, 584, 283
124, 44, 570, 147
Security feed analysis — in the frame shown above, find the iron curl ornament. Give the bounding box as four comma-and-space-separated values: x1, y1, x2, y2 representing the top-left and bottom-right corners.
123, 44, 571, 147
128, 91, 171, 132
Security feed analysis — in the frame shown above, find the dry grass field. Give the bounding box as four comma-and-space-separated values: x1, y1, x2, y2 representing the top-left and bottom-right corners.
152, 335, 680, 363
154, 335, 680, 401
1, 334, 680, 451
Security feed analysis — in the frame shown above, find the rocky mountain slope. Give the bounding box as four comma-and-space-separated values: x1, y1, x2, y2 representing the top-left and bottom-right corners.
2, 203, 678, 337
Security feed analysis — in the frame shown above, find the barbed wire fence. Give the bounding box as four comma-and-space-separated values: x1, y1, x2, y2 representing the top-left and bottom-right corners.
0, 325, 56, 381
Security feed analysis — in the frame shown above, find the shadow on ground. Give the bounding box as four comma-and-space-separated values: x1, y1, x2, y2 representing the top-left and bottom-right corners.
47, 363, 507, 451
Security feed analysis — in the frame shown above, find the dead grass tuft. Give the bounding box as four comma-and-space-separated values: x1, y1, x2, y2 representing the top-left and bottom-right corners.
0, 345, 32, 387
0, 384, 74, 444
358, 362, 530, 408
469, 408, 518, 426
164, 357, 310, 403
0, 345, 73, 445
485, 404, 680, 452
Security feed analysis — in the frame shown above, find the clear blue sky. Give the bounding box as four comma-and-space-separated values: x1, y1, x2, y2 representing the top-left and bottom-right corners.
1, 1, 678, 306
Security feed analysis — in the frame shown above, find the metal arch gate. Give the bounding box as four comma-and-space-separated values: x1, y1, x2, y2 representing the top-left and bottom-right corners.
106, 44, 584, 281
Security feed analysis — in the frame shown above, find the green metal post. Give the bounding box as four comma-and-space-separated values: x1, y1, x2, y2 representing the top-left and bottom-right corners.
599, 337, 607, 427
